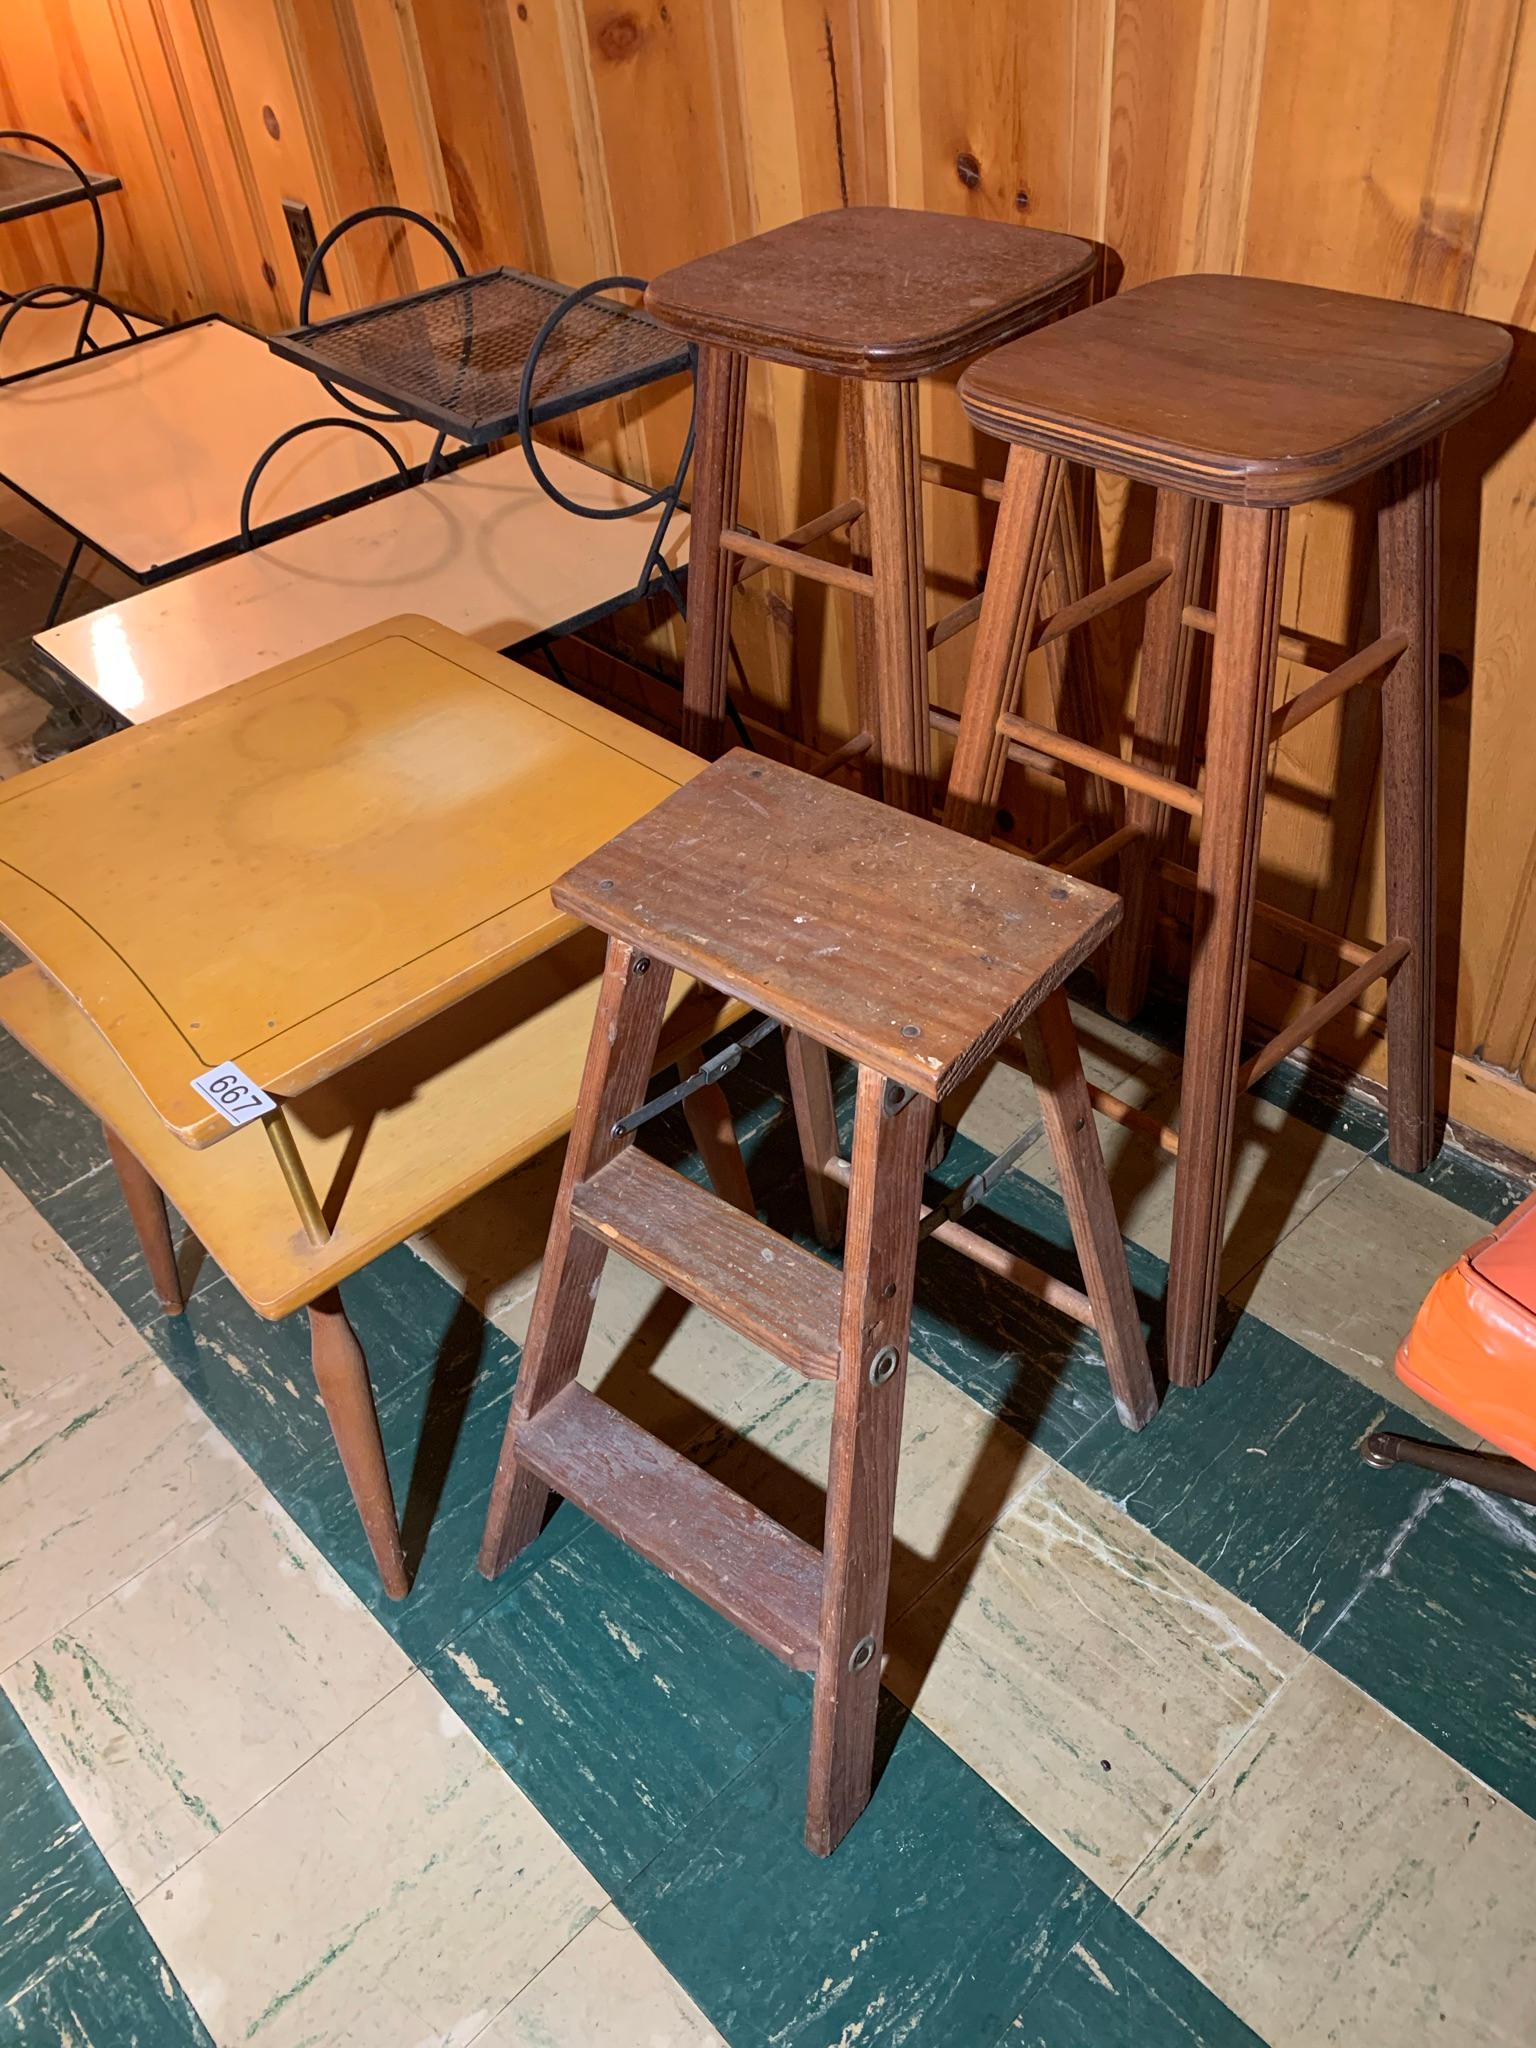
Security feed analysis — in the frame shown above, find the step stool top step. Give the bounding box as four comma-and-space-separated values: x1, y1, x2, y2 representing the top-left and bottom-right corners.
555, 750, 1119, 1099
959, 274, 1511, 505
645, 207, 1096, 380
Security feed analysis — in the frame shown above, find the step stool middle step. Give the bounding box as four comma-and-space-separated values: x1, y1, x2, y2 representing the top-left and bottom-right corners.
570, 1146, 841, 1380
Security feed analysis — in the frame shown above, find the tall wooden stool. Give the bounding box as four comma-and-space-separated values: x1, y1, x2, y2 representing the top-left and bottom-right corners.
645, 207, 1096, 813
479, 750, 1154, 1855
941, 274, 1512, 1390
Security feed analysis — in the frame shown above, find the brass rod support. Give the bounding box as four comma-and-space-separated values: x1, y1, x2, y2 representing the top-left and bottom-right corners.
263, 1106, 330, 1246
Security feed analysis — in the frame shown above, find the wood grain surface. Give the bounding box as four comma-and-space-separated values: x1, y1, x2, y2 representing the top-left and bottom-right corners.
556, 749, 1121, 1099
0, 617, 704, 1143
645, 206, 1094, 377
957, 275, 1511, 506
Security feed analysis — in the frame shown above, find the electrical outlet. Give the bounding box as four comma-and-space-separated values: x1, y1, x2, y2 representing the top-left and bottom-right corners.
283, 199, 329, 297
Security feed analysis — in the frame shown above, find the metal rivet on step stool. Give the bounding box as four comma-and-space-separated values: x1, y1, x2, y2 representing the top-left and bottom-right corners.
847, 1635, 876, 1673
882, 1080, 915, 1116
868, 1346, 899, 1387
632, 956, 650, 975
901, 1023, 922, 1038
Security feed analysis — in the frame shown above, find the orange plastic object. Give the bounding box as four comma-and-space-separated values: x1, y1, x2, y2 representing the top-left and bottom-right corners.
1395, 1188, 1536, 1468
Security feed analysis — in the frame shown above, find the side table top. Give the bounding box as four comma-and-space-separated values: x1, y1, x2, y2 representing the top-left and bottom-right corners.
0, 615, 703, 1144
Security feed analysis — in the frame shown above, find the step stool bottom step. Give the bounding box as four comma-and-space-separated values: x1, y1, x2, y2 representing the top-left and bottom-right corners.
513, 1382, 824, 1670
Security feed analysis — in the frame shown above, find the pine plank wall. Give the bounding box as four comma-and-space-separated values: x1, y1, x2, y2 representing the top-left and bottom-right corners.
3, 0, 1536, 1152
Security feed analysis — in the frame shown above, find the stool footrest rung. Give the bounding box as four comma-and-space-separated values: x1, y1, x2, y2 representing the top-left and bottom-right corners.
720, 524, 874, 597
515, 1383, 825, 1668
571, 1147, 841, 1380
996, 711, 1204, 817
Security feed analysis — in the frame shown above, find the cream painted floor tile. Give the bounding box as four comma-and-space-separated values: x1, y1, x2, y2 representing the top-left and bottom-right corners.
422, 1156, 801, 1458
475, 1905, 724, 2046
885, 1464, 1299, 1885
1019, 1076, 1365, 1290
698, 1355, 1050, 1623
0, 1349, 252, 1668
142, 1671, 605, 2048
0, 1198, 147, 1417
5, 1492, 411, 1900
1229, 1155, 1486, 1440
951, 1001, 1179, 1158
415, 1142, 563, 1330
1129, 1658, 1536, 2047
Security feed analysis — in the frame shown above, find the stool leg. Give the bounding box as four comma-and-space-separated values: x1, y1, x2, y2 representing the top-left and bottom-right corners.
784, 1027, 845, 1247
1020, 990, 1156, 1428
1106, 489, 1211, 1021
1165, 506, 1288, 1389
806, 1065, 929, 1856
479, 939, 674, 1577
942, 445, 1067, 843
308, 1288, 408, 1599
680, 343, 747, 760
679, 1059, 755, 1214
860, 379, 930, 816
840, 382, 882, 799
102, 1124, 183, 1314
1042, 478, 1120, 845
1378, 441, 1440, 1172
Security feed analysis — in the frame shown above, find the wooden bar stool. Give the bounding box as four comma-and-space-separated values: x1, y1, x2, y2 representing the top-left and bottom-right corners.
479, 749, 1154, 1855
645, 207, 1097, 813
941, 275, 1511, 1390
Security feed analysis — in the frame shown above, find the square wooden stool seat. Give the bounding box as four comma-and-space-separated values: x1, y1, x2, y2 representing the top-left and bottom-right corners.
0, 618, 746, 1597
479, 750, 1155, 1856
959, 273, 1510, 505
645, 205, 1095, 379
942, 274, 1511, 1390
644, 208, 1098, 813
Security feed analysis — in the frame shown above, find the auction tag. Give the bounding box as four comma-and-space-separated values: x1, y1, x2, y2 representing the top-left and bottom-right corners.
191, 1061, 276, 1128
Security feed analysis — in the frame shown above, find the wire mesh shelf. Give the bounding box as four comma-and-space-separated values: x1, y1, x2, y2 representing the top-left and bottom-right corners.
0, 147, 119, 227
269, 268, 692, 444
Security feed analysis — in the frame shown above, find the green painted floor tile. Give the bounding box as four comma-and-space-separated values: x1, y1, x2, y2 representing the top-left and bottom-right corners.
1389, 1143, 1531, 1227
35, 1163, 219, 1332
0, 1032, 105, 1209
278, 1326, 587, 1661
1247, 1052, 1391, 1154
1319, 1476, 1536, 1818
756, 1134, 1140, 1462
144, 1246, 486, 1499
2, 1903, 212, 2046
430, 1523, 810, 1891
0, 1698, 122, 2007
1009, 1899, 1265, 2048
621, 1697, 1103, 2048
1062, 1310, 1445, 1643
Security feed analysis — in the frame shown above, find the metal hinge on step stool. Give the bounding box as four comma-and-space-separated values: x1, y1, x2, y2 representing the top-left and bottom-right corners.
611, 1012, 780, 1138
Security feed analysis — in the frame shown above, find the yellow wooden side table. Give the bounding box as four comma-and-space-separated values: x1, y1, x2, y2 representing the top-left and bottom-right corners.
0, 616, 741, 1594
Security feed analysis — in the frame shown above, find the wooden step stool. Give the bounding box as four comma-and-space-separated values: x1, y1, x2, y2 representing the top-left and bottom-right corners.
478, 749, 1155, 1855
941, 274, 1512, 1391
644, 207, 1097, 813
